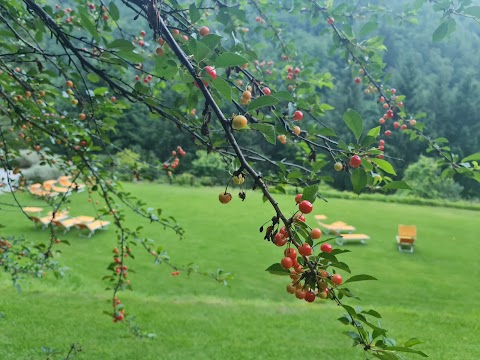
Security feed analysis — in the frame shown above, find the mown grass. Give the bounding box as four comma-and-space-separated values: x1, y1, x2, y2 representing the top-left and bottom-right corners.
0, 184, 479, 360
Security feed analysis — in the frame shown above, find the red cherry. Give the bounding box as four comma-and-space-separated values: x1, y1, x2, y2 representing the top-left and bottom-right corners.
379, 139, 385, 146
332, 274, 342, 286
274, 233, 287, 247
292, 110, 303, 121
199, 26, 209, 37
298, 200, 313, 214
281, 257, 293, 269
386, 109, 394, 118
390, 88, 396, 94
295, 215, 306, 223
378, 145, 384, 151
326, 17, 334, 25
298, 243, 312, 256
378, 154, 384, 159
263, 87, 271, 96
379, 118, 385, 124
393, 121, 400, 129
294, 68, 301, 74
89, 4, 95, 9
294, 194, 303, 203
320, 243, 332, 253
204, 66, 217, 80
304, 291, 316, 302
284, 248, 296, 260
354, 77, 361, 84
401, 124, 407, 130
385, 130, 392, 136
349, 155, 362, 168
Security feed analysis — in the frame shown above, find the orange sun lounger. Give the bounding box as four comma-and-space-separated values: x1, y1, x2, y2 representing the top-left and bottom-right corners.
52, 216, 95, 234
396, 225, 416, 253
75, 220, 110, 237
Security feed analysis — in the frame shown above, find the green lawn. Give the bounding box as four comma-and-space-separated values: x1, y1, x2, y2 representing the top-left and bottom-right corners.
0, 184, 479, 359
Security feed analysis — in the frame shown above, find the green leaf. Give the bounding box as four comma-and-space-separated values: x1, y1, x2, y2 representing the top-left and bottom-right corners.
367, 126, 381, 138
343, 109, 363, 142
464, 6, 480, 18
370, 158, 396, 175
344, 274, 377, 283
248, 96, 279, 111
384, 347, 428, 357
301, 184, 319, 203
404, 338, 424, 348
189, 3, 201, 23
107, 39, 135, 51
432, 21, 448, 42
265, 263, 290, 275
78, 13, 99, 42
361, 309, 382, 318
116, 51, 144, 63
189, 39, 211, 63
200, 34, 223, 50
93, 87, 109, 96
382, 181, 411, 190
87, 73, 100, 83
211, 77, 232, 102
359, 21, 378, 37
249, 123, 276, 144
461, 152, 480, 162
317, 127, 337, 137
273, 91, 294, 102
109, 2, 120, 21
215, 52, 248, 68
350, 169, 367, 194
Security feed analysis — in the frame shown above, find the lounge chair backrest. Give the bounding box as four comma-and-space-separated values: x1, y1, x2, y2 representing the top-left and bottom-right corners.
398, 225, 416, 238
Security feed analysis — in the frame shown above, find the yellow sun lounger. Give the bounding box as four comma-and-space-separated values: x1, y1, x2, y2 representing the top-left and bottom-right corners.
396, 225, 416, 253
30, 211, 69, 230
336, 233, 370, 246
52, 216, 95, 234
75, 220, 110, 237
318, 221, 356, 235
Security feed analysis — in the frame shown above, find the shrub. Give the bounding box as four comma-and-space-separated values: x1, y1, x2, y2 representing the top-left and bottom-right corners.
399, 156, 464, 201
174, 172, 196, 186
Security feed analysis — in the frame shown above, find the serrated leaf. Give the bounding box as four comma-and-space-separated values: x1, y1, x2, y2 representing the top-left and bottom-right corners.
343, 108, 363, 142
109, 2, 120, 21
432, 21, 448, 42
382, 181, 411, 190
247, 96, 279, 111
344, 274, 377, 283
215, 52, 248, 68
265, 263, 290, 275
273, 91, 294, 101
249, 123, 276, 144
370, 158, 396, 175
87, 73, 100, 83
108, 39, 135, 51
301, 184, 319, 203
359, 21, 378, 37
351, 168, 367, 194
461, 152, 480, 162
189, 3, 201, 23
211, 77, 231, 102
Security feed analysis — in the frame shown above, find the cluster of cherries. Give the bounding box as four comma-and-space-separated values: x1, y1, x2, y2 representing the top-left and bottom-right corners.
163, 146, 186, 172
271, 195, 343, 303
112, 297, 125, 322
